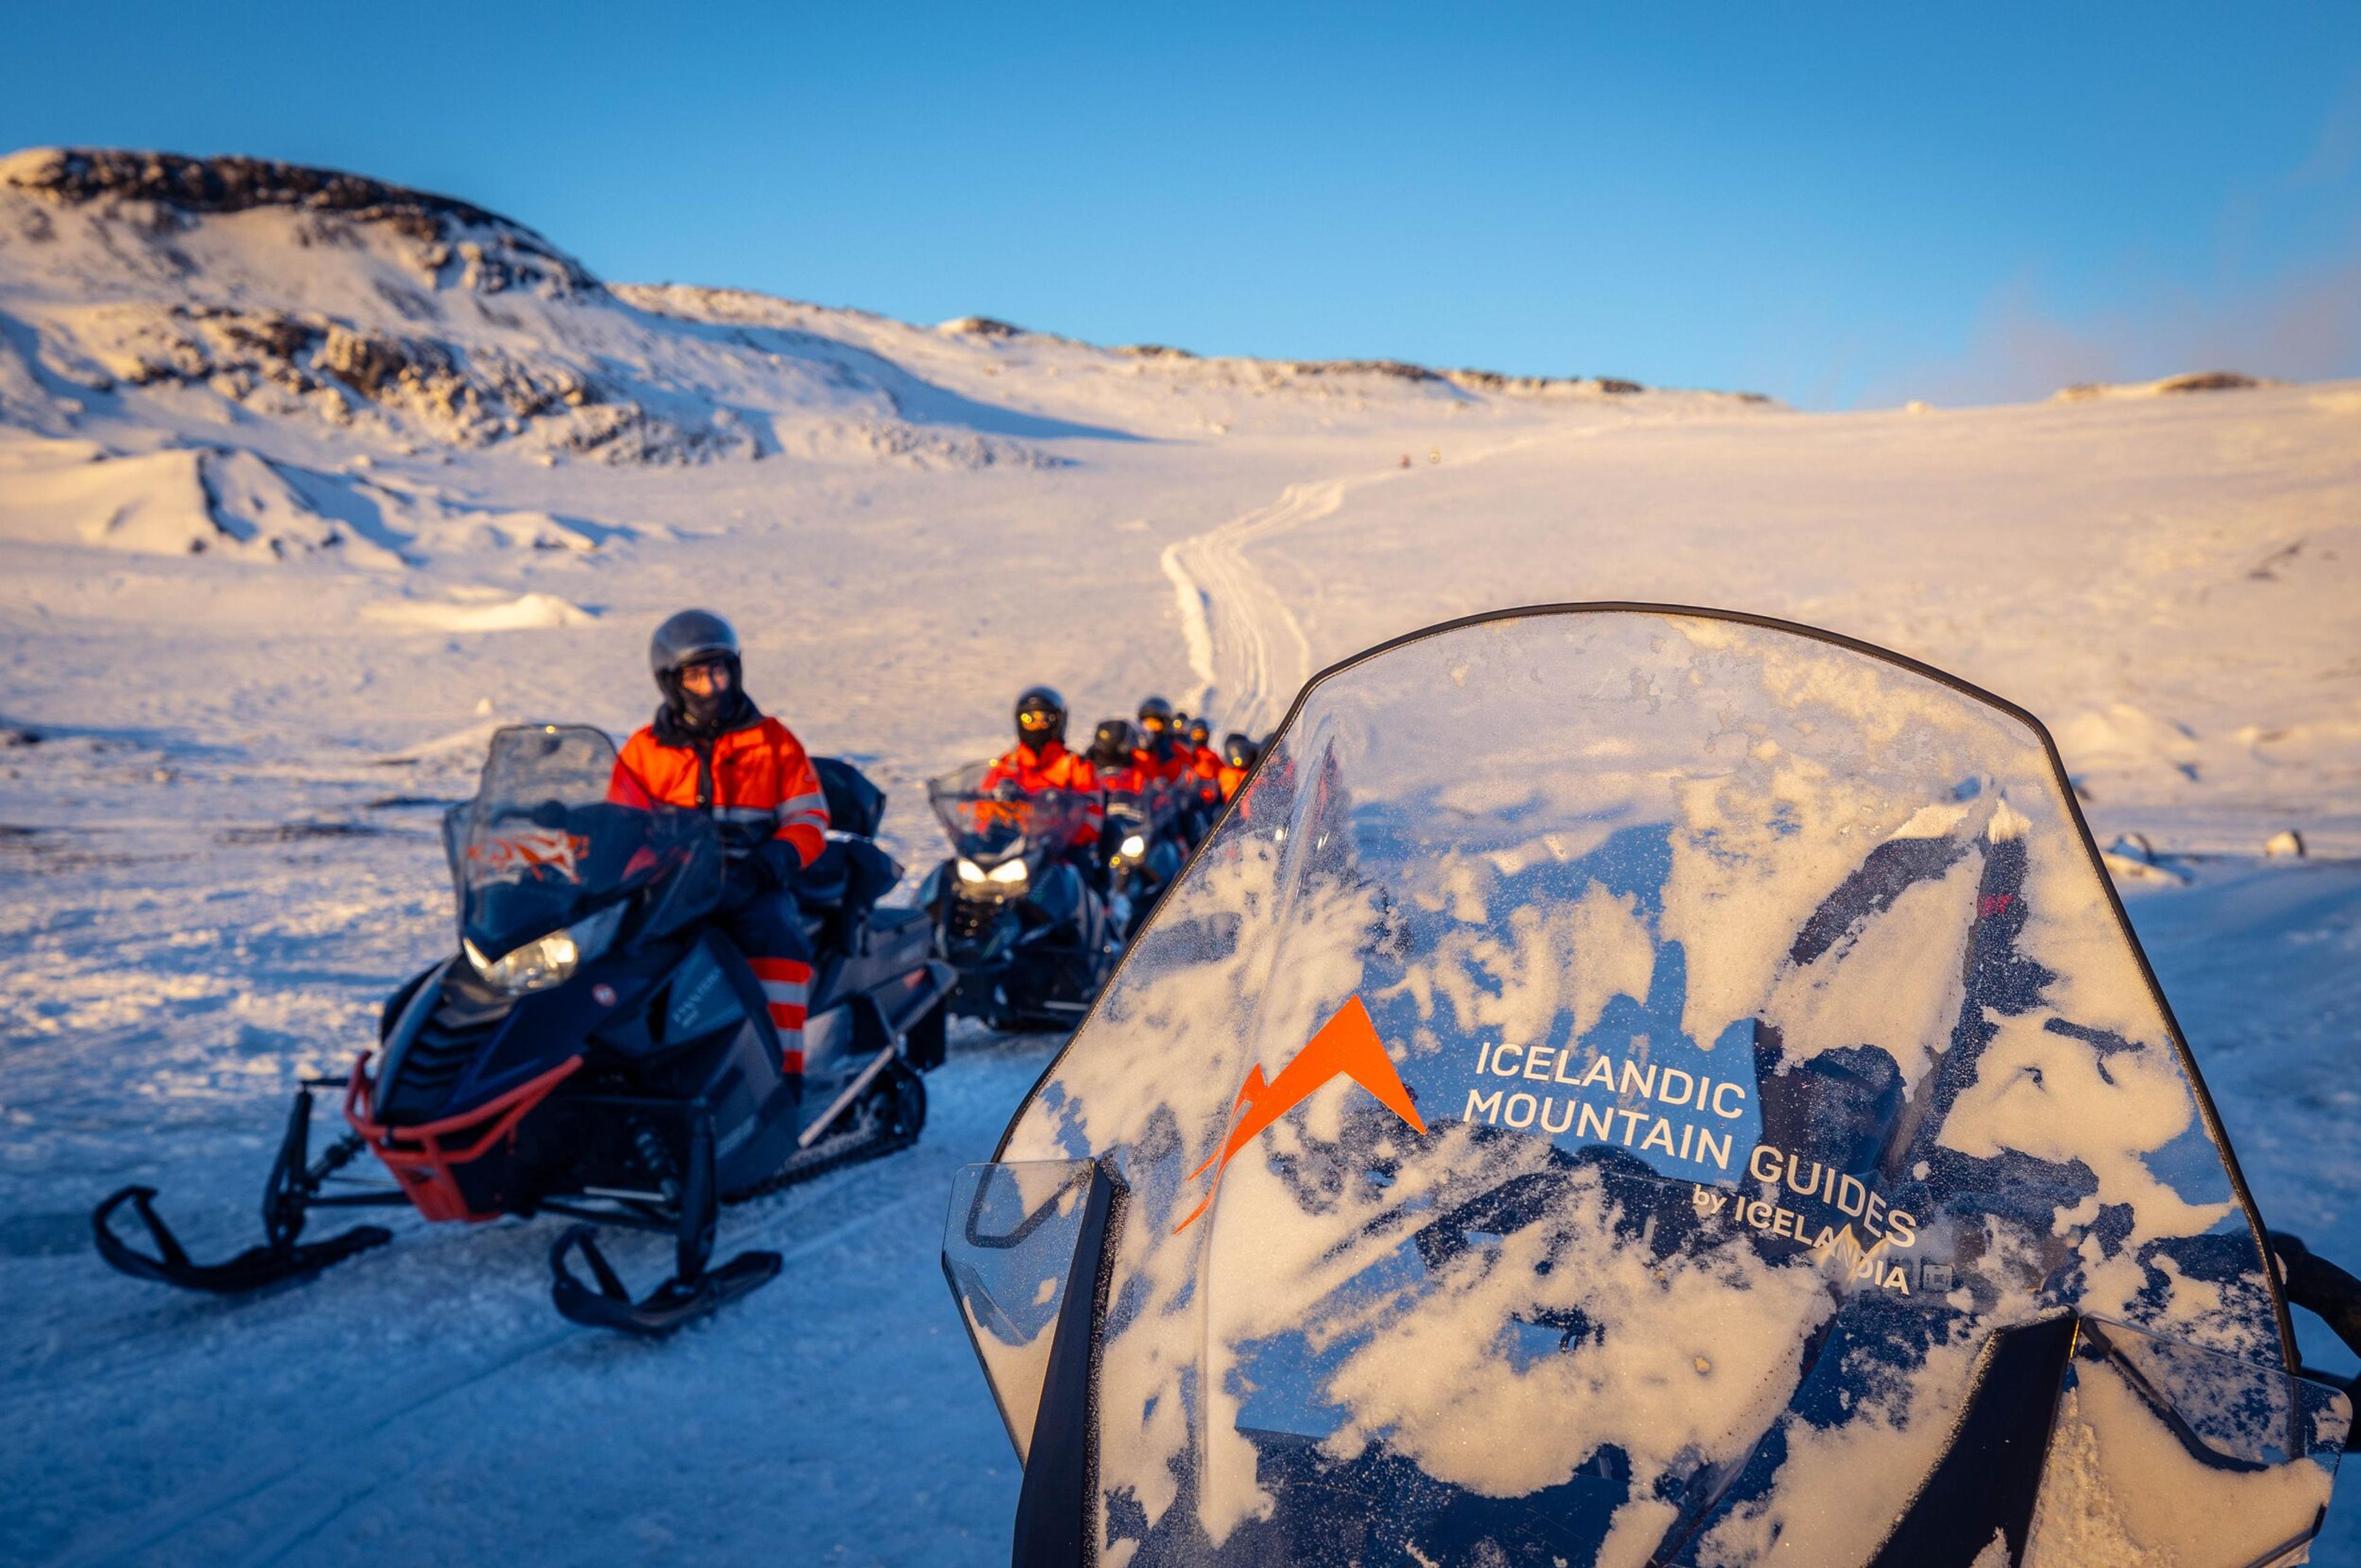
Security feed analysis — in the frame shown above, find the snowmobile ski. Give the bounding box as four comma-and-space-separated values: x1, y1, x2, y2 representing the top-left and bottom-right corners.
549, 1226, 784, 1339
92, 1184, 392, 1294
93, 1081, 398, 1293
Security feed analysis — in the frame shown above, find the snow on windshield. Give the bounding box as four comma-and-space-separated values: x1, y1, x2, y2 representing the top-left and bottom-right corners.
997, 609, 2287, 1563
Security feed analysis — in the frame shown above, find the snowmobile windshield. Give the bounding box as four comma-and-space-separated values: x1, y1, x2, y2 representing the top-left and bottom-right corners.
1101, 782, 1180, 835
946, 607, 2347, 1567
928, 763, 1096, 864
444, 724, 720, 958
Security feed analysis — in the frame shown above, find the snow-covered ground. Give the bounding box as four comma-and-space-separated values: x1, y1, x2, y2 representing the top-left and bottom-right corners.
3, 148, 2360, 1564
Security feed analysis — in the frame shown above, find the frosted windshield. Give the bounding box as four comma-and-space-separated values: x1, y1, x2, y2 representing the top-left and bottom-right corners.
989, 609, 2317, 1566
927, 763, 1096, 862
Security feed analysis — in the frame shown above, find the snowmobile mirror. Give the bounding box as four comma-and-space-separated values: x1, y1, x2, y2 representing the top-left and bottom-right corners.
962, 603, 2328, 1566
941, 1160, 1104, 1464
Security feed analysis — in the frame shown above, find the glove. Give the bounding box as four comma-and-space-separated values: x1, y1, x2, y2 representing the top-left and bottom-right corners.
753, 837, 802, 896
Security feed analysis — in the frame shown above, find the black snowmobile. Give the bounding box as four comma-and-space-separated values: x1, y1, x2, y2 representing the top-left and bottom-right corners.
95, 723, 954, 1337
946, 604, 2361, 1567
1097, 781, 1187, 939
920, 764, 1120, 1032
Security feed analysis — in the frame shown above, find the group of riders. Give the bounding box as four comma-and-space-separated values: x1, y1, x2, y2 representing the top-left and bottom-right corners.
981, 685, 1262, 825
611, 610, 1267, 1065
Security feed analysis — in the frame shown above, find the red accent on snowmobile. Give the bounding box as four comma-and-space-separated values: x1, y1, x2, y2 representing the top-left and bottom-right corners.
346, 1052, 583, 1223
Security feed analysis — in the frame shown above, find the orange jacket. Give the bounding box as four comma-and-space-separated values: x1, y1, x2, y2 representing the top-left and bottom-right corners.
1217, 763, 1250, 801
981, 741, 1096, 794
1093, 757, 1154, 794
1132, 744, 1192, 787
980, 741, 1102, 848
615, 715, 829, 867
1188, 745, 1223, 803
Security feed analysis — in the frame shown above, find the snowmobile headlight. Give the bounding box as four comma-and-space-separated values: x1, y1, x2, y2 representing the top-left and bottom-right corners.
465, 903, 626, 994
987, 859, 1029, 886
1117, 833, 1147, 860
956, 857, 988, 884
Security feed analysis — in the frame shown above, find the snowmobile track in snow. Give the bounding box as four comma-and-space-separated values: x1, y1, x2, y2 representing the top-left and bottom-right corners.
52, 1168, 938, 1568
1159, 479, 1337, 736
1157, 435, 1551, 735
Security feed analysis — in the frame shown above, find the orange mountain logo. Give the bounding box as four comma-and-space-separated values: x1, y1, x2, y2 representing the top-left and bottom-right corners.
1172, 995, 1428, 1234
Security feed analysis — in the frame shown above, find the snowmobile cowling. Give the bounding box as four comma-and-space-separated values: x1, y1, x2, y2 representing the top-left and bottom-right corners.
946, 604, 2361, 1568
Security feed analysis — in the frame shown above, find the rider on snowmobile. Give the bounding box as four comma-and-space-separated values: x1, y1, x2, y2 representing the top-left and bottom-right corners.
1217, 731, 1260, 801
1085, 717, 1145, 790
981, 687, 1097, 794
1183, 715, 1222, 805
1133, 696, 1193, 786
980, 687, 1101, 850
612, 610, 827, 1074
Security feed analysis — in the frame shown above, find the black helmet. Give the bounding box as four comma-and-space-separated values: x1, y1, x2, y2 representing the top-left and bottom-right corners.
649, 609, 746, 730
1185, 717, 1212, 748
1137, 696, 1174, 735
1223, 731, 1259, 770
1015, 685, 1067, 749
1087, 717, 1134, 769
649, 609, 738, 679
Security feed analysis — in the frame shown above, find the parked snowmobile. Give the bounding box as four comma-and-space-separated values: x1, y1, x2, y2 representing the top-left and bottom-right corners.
945, 604, 2361, 1567
96, 723, 954, 1337
921, 764, 1120, 1032
1098, 781, 1187, 939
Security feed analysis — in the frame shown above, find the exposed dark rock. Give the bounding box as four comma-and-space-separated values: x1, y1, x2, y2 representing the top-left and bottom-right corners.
942, 315, 1023, 337
2157, 371, 2260, 394
2, 147, 599, 294
1288, 358, 1439, 382
318, 325, 429, 400
1595, 377, 1643, 395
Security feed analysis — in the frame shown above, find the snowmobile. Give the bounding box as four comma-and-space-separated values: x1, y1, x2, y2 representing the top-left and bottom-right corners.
943, 604, 2361, 1566
920, 765, 1120, 1032
1098, 780, 1187, 939
95, 723, 954, 1337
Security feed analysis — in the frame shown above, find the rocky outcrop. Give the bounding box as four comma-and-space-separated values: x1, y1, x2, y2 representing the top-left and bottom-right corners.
0, 147, 598, 296
2055, 371, 2273, 402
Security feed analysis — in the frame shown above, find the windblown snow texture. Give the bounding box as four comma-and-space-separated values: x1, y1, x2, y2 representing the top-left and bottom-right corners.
998, 611, 2323, 1566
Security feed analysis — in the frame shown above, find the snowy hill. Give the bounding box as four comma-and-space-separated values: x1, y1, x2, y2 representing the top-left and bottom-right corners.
4, 148, 2361, 1567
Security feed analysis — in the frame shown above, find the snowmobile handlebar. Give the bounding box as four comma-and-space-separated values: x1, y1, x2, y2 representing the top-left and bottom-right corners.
2273, 1231, 2361, 1382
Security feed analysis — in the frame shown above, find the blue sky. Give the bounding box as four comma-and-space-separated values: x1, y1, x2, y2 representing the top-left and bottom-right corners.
7, 3, 2357, 408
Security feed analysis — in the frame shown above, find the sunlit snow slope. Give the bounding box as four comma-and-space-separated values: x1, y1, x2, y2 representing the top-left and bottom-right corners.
3, 148, 2359, 1567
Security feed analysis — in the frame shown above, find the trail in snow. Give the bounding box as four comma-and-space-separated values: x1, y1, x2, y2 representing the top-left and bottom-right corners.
53, 1177, 933, 1568
1155, 427, 1600, 736
1160, 480, 1338, 737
